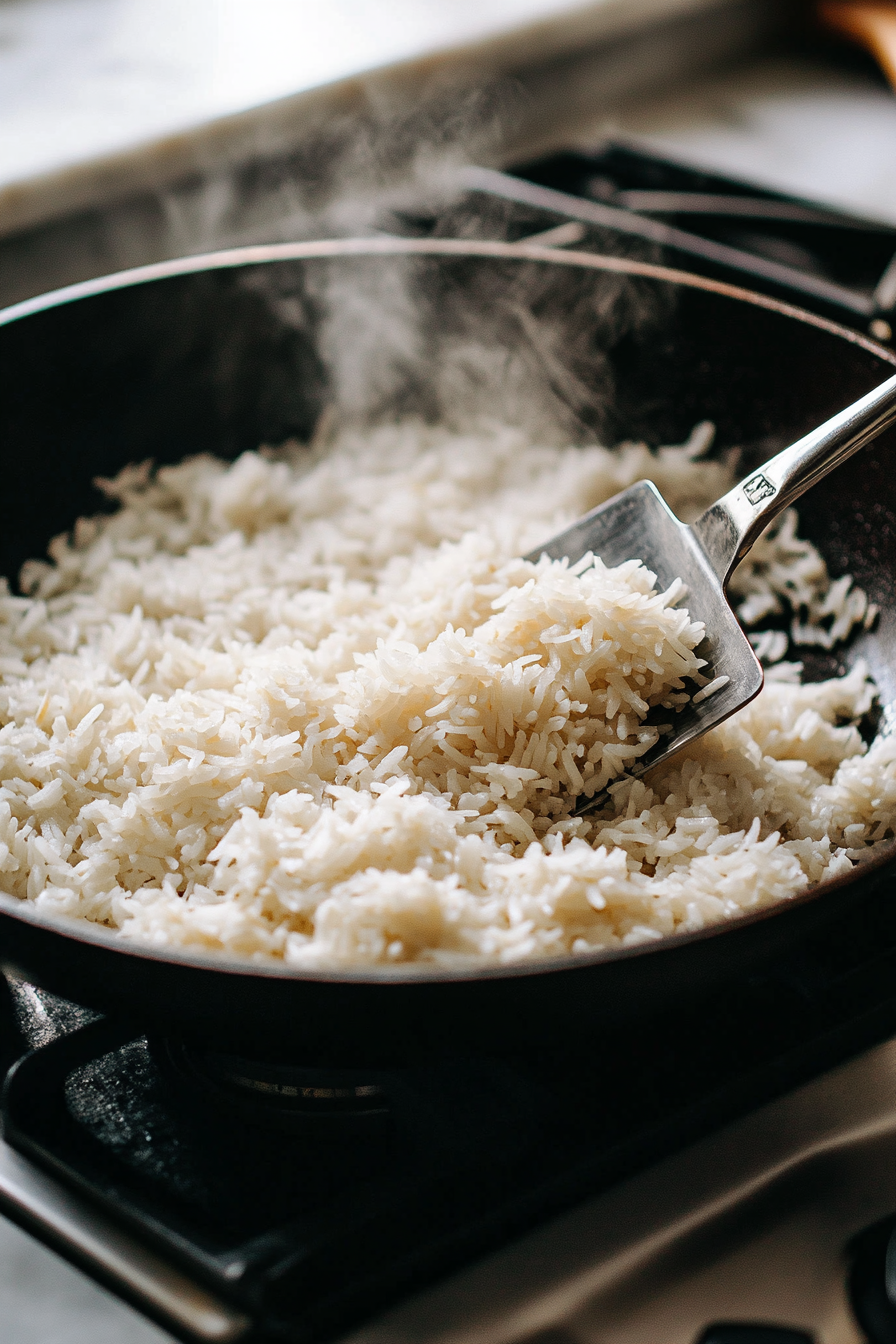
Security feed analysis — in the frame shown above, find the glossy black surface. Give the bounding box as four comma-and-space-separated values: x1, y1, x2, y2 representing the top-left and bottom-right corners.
5, 896, 896, 1344
514, 141, 896, 322
0, 243, 895, 1063
849, 1216, 896, 1344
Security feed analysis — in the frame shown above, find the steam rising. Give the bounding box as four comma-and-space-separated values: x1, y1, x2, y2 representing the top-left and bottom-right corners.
241, 247, 673, 445
158, 73, 670, 445
162, 80, 515, 257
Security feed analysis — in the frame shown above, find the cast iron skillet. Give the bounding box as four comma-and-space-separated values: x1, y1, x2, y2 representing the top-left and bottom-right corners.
0, 238, 894, 1063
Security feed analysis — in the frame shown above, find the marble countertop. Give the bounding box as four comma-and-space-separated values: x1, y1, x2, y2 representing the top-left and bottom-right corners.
0, 0, 727, 238
3, 8, 896, 1342
1, 0, 894, 264
612, 52, 896, 225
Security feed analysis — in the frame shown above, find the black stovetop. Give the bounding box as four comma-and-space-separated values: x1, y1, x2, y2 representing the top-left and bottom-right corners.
4, 876, 896, 1344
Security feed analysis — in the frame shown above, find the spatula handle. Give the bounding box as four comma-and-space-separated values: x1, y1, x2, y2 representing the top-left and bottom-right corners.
691, 372, 896, 584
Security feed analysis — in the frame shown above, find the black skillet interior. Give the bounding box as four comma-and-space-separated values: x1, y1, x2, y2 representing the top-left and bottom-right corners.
0, 248, 895, 1062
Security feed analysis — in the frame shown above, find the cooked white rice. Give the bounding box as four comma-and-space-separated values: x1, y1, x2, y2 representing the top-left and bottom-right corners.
0, 420, 893, 967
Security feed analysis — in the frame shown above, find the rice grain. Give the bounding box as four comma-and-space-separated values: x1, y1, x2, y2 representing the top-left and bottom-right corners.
0, 421, 891, 966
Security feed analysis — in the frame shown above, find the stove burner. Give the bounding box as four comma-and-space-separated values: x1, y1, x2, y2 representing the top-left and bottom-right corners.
156, 1038, 391, 1133
388, 143, 896, 336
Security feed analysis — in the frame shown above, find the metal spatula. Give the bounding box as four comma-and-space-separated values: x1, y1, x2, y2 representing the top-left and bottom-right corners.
525, 374, 896, 815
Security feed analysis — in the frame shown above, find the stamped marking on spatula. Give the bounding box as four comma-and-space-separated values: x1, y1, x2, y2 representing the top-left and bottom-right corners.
743, 473, 775, 505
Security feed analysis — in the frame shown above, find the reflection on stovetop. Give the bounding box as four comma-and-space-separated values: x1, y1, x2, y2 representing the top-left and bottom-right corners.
4, 874, 896, 1342
387, 141, 896, 340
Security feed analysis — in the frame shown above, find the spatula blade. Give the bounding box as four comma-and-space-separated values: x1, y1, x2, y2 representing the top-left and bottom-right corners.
525, 480, 763, 810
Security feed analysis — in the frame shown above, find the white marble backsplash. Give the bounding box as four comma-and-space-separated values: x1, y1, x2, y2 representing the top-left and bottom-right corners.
614, 53, 896, 225
0, 0, 732, 239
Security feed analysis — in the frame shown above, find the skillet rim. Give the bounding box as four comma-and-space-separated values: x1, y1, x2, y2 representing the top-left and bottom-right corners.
1, 236, 895, 990
2, 839, 896, 987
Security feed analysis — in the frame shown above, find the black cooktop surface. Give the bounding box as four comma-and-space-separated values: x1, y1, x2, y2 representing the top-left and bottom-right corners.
388, 140, 896, 336
4, 873, 896, 1344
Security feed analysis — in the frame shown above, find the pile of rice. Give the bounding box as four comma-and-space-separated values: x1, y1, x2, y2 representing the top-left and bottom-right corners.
0, 420, 893, 967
